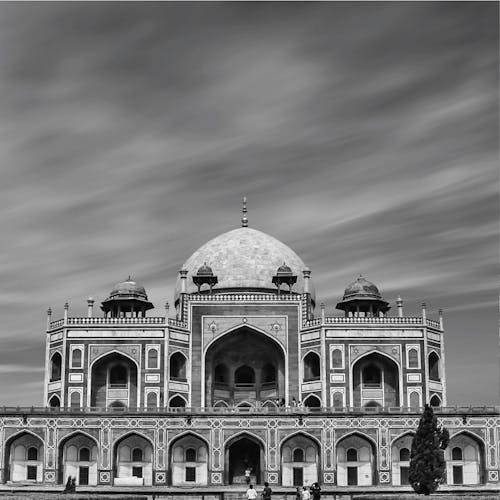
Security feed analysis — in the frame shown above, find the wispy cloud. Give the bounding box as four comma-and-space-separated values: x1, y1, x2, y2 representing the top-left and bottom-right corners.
0, 2, 497, 405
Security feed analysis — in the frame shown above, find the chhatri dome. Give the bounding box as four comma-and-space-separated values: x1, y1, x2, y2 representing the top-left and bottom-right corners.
174, 198, 315, 302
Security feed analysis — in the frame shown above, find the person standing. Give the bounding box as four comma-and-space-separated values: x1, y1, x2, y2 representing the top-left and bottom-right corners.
246, 484, 258, 500
311, 482, 321, 499
262, 481, 273, 499
245, 466, 251, 485
295, 486, 303, 500
301, 486, 311, 500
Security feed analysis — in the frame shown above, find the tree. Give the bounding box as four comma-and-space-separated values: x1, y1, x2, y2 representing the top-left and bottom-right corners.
409, 404, 449, 495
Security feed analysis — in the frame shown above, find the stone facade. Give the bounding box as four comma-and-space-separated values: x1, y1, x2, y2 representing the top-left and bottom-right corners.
1, 222, 498, 489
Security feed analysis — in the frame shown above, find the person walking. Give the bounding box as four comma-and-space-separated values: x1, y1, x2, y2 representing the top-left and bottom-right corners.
301, 486, 311, 500
261, 481, 272, 499
311, 482, 321, 500
246, 484, 258, 500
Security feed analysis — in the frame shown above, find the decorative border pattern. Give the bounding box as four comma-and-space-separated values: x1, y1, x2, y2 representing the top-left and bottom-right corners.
211, 472, 223, 484
99, 470, 111, 483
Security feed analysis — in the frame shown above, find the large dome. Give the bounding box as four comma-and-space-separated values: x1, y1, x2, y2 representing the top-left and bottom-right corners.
175, 227, 315, 302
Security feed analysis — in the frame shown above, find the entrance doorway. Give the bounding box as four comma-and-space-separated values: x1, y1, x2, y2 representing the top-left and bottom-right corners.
226, 436, 262, 485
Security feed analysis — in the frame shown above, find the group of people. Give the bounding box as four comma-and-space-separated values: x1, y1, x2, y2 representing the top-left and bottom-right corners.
296, 482, 321, 500
246, 482, 321, 500
246, 482, 273, 499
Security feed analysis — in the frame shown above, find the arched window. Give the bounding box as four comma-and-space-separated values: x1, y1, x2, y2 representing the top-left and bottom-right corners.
429, 352, 440, 381
235, 365, 255, 385
169, 395, 187, 408
331, 349, 343, 369
293, 448, 304, 462
170, 352, 187, 381
50, 352, 62, 382
109, 364, 128, 387
362, 364, 381, 387
147, 391, 158, 408
132, 448, 143, 462
27, 447, 38, 461
332, 391, 344, 409
452, 447, 463, 460
214, 364, 229, 384
147, 349, 158, 369
409, 391, 420, 408
70, 391, 81, 408
49, 395, 60, 408
185, 448, 197, 462
346, 448, 358, 462
303, 352, 320, 381
303, 394, 321, 408
400, 448, 410, 461
408, 349, 418, 368
430, 395, 441, 407
79, 447, 90, 461
71, 348, 82, 368
262, 363, 276, 384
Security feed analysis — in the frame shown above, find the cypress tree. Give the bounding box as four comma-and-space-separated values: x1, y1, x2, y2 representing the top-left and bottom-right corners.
409, 404, 449, 495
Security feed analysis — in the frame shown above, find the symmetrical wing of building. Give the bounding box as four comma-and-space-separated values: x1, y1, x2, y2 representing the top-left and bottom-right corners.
1, 207, 498, 489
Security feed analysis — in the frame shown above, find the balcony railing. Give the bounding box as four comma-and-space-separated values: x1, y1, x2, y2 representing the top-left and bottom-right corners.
49, 316, 188, 330
303, 316, 441, 329
2, 405, 498, 416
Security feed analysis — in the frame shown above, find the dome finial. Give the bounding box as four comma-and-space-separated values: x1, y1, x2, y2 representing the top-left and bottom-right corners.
241, 196, 248, 227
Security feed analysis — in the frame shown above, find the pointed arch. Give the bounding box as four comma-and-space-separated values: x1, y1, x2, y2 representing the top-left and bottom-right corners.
389, 430, 415, 447
303, 351, 321, 381
430, 394, 442, 407
203, 324, 287, 407
3, 431, 44, 483
50, 352, 62, 382
112, 431, 153, 486
303, 394, 321, 408
57, 430, 99, 485
58, 430, 99, 448
279, 430, 322, 450
168, 394, 188, 408
112, 430, 154, 449
224, 431, 265, 485
169, 351, 187, 381
48, 394, 61, 408
89, 350, 140, 409
391, 431, 415, 485
336, 431, 378, 450
350, 350, 402, 409
336, 431, 377, 486
223, 430, 266, 449
428, 351, 440, 381
203, 323, 286, 357
280, 431, 320, 486
168, 431, 210, 450
445, 430, 486, 485
90, 349, 140, 370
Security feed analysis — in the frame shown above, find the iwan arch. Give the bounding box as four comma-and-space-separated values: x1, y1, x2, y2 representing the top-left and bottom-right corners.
0, 202, 498, 491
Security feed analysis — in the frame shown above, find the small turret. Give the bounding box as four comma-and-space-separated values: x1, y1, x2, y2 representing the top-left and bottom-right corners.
101, 277, 154, 318
192, 263, 218, 293
272, 262, 297, 295
336, 275, 390, 317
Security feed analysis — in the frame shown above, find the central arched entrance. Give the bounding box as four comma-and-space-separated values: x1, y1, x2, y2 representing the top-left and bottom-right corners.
225, 434, 264, 485
205, 326, 285, 407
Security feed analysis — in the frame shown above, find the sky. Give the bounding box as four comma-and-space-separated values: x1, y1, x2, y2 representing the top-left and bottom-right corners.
0, 2, 497, 406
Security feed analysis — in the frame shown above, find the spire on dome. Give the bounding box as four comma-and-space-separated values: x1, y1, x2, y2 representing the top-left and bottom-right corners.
241, 196, 248, 227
